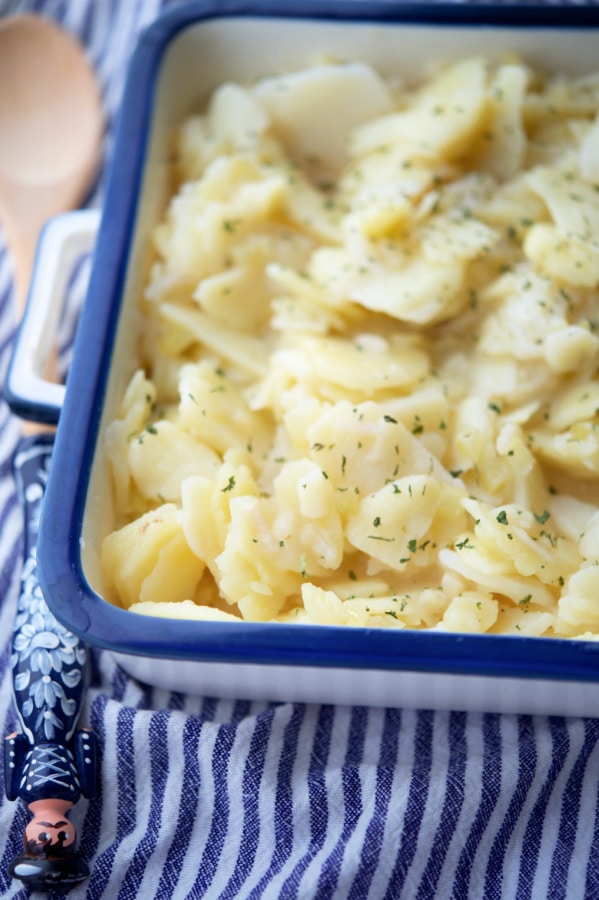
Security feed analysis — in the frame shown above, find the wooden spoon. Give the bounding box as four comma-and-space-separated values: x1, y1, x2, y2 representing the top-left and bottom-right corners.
0, 15, 103, 891
0, 13, 104, 316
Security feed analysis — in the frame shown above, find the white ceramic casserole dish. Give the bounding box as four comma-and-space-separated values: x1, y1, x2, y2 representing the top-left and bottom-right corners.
9, 0, 599, 715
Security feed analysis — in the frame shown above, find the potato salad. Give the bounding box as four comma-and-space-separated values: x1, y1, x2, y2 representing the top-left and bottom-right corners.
102, 56, 599, 637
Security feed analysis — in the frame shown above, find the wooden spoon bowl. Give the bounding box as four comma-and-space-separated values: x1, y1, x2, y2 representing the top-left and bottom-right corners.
0, 13, 103, 312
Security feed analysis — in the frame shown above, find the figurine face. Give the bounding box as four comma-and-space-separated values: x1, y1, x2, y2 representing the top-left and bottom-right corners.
25, 798, 75, 852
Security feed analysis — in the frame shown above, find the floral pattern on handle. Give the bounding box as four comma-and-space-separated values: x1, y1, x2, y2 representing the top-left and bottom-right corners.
5, 435, 95, 891
12, 553, 86, 742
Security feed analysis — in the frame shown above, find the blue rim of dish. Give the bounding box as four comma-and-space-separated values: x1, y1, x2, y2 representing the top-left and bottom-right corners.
37, 1, 599, 682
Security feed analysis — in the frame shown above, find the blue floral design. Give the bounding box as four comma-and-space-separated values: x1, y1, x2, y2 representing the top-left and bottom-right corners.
12, 608, 86, 675
11, 447, 87, 744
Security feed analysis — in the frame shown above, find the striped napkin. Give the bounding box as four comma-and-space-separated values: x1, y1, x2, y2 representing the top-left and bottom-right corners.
1, 1, 599, 897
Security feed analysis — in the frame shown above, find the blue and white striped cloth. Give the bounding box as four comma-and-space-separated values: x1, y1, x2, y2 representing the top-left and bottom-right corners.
1, 1, 599, 897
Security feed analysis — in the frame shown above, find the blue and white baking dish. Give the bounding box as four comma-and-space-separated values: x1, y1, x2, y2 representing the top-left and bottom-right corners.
8, 1, 599, 716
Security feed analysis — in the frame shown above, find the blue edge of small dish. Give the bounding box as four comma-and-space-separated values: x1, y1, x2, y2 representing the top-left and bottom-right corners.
31, 0, 599, 682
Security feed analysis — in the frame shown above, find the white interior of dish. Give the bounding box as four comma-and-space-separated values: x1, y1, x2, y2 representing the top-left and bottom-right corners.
81, 14, 599, 600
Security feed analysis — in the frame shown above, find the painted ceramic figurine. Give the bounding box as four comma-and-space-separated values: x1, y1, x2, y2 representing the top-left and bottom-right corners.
4, 436, 96, 890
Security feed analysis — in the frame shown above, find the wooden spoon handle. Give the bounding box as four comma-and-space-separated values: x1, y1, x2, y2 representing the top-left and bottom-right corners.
5, 436, 95, 891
